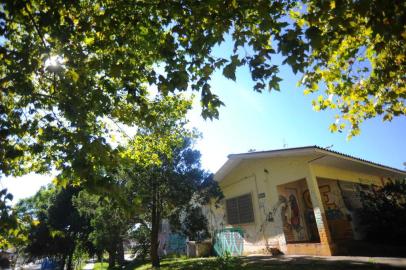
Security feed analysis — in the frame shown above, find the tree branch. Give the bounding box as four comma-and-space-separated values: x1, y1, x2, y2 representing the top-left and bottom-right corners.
23, 4, 48, 50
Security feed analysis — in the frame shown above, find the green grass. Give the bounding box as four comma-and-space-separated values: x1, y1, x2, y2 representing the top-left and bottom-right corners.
130, 256, 397, 270
93, 262, 109, 270
134, 257, 225, 270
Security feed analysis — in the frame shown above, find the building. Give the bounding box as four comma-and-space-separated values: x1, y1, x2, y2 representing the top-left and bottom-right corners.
203, 146, 406, 256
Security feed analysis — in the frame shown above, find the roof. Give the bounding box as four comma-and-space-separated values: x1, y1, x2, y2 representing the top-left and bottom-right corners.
214, 145, 406, 181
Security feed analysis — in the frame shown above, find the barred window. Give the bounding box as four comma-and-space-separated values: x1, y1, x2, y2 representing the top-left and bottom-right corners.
226, 194, 254, 225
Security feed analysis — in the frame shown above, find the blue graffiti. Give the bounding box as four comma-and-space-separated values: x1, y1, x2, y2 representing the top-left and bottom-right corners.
213, 228, 244, 256
167, 233, 186, 254
325, 208, 344, 220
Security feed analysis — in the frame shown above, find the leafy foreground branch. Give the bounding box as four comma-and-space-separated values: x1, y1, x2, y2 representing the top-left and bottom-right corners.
1, 1, 405, 188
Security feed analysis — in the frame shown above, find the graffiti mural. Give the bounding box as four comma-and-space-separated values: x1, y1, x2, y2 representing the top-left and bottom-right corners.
301, 189, 320, 242
213, 228, 244, 256
280, 188, 305, 242
167, 233, 186, 254
159, 233, 186, 255
303, 185, 344, 220
158, 220, 186, 256
316, 179, 355, 240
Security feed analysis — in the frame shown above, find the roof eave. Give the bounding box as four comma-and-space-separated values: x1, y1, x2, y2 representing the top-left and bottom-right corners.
313, 148, 406, 176
215, 146, 406, 182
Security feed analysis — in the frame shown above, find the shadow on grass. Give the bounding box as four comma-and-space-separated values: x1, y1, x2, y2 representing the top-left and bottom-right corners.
128, 255, 406, 270
240, 255, 406, 270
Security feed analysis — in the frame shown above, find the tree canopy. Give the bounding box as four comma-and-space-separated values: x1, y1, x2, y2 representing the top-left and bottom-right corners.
1, 0, 405, 181
296, 0, 405, 136
0, 2, 404, 265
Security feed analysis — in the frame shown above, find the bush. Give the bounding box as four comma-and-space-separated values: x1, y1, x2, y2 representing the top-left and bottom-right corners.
360, 180, 406, 245
215, 252, 238, 270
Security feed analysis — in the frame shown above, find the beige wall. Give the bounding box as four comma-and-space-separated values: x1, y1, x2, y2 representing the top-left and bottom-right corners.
204, 155, 396, 255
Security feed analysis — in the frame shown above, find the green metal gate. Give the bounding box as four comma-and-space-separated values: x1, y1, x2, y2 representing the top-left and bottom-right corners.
213, 228, 244, 256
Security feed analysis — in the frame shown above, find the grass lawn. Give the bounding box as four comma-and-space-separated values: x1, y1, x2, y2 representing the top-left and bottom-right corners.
119, 256, 398, 270
92, 262, 109, 270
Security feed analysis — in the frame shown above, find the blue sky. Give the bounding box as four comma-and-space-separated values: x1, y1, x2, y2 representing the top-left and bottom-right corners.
2, 36, 406, 203
191, 62, 406, 173
190, 39, 406, 173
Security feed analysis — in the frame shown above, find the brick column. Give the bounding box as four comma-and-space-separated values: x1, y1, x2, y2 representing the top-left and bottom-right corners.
305, 165, 335, 256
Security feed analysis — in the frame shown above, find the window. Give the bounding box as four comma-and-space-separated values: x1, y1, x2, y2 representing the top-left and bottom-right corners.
226, 193, 254, 225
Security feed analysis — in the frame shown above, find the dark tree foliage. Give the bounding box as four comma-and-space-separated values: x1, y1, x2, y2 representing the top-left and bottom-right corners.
20, 185, 93, 270
169, 205, 210, 242
130, 224, 151, 261
74, 191, 135, 269
126, 137, 222, 267
360, 180, 406, 245
0, 188, 17, 248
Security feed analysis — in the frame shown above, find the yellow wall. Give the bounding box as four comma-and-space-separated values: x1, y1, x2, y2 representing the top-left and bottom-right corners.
312, 164, 383, 186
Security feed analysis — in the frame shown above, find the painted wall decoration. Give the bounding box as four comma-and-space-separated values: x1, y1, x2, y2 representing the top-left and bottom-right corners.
300, 189, 320, 242
158, 220, 186, 256
338, 181, 363, 211
213, 228, 244, 256
158, 233, 186, 255
303, 185, 344, 220
280, 188, 306, 242
167, 234, 187, 254
316, 179, 355, 240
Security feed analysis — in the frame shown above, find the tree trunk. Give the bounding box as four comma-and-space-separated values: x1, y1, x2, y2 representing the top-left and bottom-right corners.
151, 226, 159, 268
66, 240, 76, 270
117, 239, 125, 266
67, 253, 74, 270
150, 185, 160, 268
108, 249, 116, 269
11, 249, 19, 270
97, 252, 102, 262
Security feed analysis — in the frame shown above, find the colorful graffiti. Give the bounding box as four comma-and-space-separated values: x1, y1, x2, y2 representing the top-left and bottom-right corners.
302, 185, 344, 220
280, 189, 305, 242
325, 208, 344, 220
288, 194, 301, 231
213, 228, 244, 256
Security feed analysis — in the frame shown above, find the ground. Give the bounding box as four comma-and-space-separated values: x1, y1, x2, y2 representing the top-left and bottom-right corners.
92, 255, 406, 270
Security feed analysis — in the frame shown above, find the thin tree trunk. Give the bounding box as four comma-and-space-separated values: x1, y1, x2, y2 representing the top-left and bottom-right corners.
66, 239, 76, 270
11, 249, 19, 270
61, 254, 67, 270
117, 239, 125, 266
67, 253, 74, 270
150, 184, 160, 268
97, 251, 103, 262
108, 249, 116, 269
